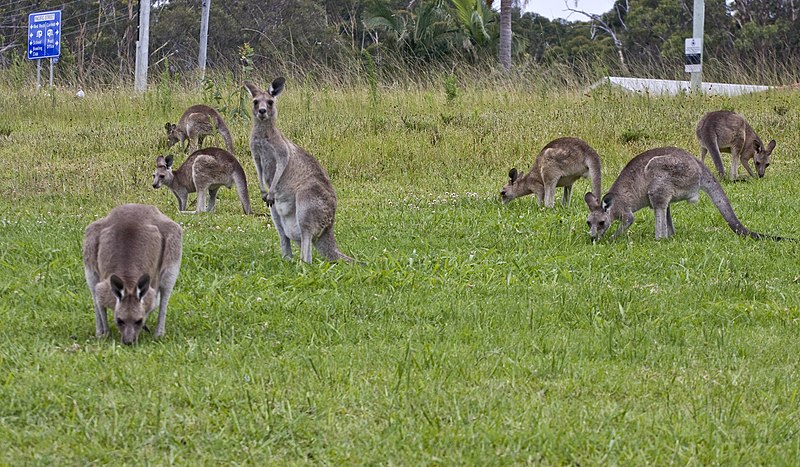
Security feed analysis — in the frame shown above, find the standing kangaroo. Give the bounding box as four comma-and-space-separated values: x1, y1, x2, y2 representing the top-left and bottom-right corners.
501, 137, 602, 207
244, 77, 353, 263
153, 148, 251, 214
83, 204, 183, 344
696, 110, 776, 180
584, 147, 785, 241
165, 104, 235, 154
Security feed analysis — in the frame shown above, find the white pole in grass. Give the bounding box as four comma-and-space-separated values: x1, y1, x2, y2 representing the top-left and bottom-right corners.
198, 0, 211, 80
134, 0, 151, 92
690, 0, 705, 93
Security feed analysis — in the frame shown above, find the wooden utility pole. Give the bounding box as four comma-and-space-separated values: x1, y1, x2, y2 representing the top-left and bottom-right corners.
198, 0, 211, 79
134, 0, 151, 92
691, 0, 704, 93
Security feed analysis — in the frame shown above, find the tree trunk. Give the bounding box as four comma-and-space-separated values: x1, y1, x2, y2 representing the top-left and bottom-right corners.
499, 0, 511, 70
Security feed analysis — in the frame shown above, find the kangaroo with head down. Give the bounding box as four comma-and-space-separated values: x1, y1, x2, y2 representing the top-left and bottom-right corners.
696, 110, 776, 180
165, 104, 235, 154
584, 147, 785, 241
244, 77, 353, 263
83, 204, 183, 344
152, 148, 251, 214
501, 137, 602, 207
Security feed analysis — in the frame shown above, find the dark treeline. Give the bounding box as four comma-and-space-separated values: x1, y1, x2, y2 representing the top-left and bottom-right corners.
0, 0, 798, 87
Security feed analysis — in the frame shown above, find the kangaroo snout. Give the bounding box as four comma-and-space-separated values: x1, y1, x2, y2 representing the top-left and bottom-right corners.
121, 330, 139, 345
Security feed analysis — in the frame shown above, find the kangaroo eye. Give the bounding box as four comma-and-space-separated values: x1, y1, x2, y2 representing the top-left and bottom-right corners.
766, 163, 770, 167
135, 319, 144, 326
116, 318, 124, 326
159, 174, 165, 179
599, 221, 606, 227
587, 221, 591, 227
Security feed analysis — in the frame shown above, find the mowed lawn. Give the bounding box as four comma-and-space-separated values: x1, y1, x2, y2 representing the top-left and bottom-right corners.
1, 81, 799, 464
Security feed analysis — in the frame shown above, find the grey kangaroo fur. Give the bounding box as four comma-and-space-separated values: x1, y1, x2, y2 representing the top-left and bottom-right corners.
584, 147, 785, 241
244, 77, 354, 263
153, 148, 251, 214
501, 137, 602, 207
166, 104, 235, 154
83, 204, 183, 344
696, 110, 776, 180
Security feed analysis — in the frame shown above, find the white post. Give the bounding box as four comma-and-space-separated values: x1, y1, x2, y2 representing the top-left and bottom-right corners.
49, 58, 53, 88
36, 59, 41, 89
134, 0, 151, 92
198, 0, 211, 79
691, 0, 704, 93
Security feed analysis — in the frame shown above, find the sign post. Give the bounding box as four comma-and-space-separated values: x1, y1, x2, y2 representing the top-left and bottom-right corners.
688, 0, 704, 93
685, 38, 702, 73
27, 10, 62, 89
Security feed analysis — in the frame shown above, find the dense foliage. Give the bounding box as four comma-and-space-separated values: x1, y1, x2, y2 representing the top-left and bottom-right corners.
0, 0, 799, 85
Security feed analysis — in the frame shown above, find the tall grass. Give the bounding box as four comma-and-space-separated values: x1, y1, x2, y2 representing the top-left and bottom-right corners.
1, 78, 799, 464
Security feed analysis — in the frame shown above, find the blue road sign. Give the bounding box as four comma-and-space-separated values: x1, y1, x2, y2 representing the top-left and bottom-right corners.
27, 10, 62, 60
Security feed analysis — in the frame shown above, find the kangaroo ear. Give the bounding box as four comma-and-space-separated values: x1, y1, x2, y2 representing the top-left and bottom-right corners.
601, 194, 614, 212
110, 275, 125, 300
165, 155, 174, 168
269, 77, 286, 97
508, 168, 518, 182
584, 192, 600, 210
243, 80, 261, 97
136, 274, 150, 301
766, 139, 776, 153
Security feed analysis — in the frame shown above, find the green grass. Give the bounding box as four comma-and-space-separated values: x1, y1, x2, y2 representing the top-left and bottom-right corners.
1, 81, 800, 464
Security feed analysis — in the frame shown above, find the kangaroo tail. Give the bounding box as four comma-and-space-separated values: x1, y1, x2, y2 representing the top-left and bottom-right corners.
314, 226, 356, 262
699, 166, 785, 241
232, 165, 251, 215
586, 151, 602, 198
705, 139, 727, 180
212, 115, 235, 155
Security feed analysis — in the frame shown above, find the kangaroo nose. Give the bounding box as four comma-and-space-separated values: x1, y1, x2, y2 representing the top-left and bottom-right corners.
258, 108, 267, 115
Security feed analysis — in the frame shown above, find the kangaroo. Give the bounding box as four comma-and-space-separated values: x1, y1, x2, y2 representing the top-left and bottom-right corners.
153, 148, 251, 214
696, 110, 776, 180
165, 104, 235, 154
244, 77, 353, 263
584, 147, 785, 241
501, 137, 602, 207
83, 204, 183, 344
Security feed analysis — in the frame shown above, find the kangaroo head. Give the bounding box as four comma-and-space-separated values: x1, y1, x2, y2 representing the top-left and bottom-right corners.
165, 123, 180, 147
152, 155, 174, 189
500, 168, 541, 204
244, 77, 285, 121
753, 139, 776, 178
585, 192, 612, 240
109, 274, 151, 345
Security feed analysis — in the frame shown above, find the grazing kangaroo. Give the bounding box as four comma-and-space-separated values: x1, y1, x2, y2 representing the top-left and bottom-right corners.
165, 104, 235, 154
501, 137, 602, 207
696, 110, 776, 180
152, 148, 251, 214
584, 147, 785, 241
83, 204, 183, 344
244, 77, 353, 263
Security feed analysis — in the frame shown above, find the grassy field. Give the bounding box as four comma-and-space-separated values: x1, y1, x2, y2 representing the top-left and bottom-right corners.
1, 79, 799, 464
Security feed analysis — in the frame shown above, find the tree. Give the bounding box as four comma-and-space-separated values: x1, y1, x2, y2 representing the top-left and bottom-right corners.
564, 0, 630, 73
499, 0, 512, 69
